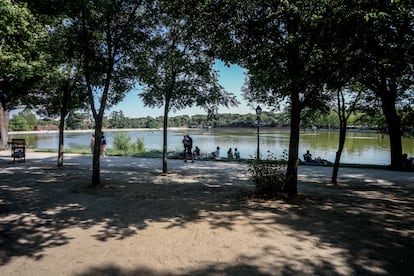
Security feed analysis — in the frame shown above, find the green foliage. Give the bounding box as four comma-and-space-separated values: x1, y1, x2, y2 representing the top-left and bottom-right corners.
112, 132, 131, 152
112, 133, 145, 154
9, 116, 30, 131
248, 151, 287, 197
9, 109, 38, 131
248, 160, 287, 197
109, 111, 126, 128
138, 1, 239, 117
400, 106, 414, 137
33, 109, 395, 131
133, 138, 145, 152
66, 112, 93, 130
0, 0, 48, 115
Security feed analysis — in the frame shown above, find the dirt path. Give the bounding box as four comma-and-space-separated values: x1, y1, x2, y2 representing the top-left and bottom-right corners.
1, 151, 413, 275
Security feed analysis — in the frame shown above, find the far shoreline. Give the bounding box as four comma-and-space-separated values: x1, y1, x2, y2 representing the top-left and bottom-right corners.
9, 127, 189, 135
8, 126, 381, 135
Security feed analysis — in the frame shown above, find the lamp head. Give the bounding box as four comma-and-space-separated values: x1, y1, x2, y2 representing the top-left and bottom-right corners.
255, 105, 262, 115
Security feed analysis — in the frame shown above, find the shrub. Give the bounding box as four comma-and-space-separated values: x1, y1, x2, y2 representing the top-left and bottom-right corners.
248, 150, 287, 197
112, 132, 132, 152
133, 137, 145, 152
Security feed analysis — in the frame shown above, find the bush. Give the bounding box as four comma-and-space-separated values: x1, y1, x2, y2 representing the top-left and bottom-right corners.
111, 133, 146, 154
248, 150, 287, 197
112, 132, 131, 152
133, 137, 145, 152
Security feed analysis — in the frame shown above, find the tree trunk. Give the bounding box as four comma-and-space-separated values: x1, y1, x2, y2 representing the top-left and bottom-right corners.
284, 90, 300, 196
382, 94, 402, 170
57, 85, 70, 167
162, 98, 169, 174
283, 11, 302, 196
92, 119, 102, 186
0, 106, 10, 148
57, 113, 65, 167
332, 122, 346, 184
377, 77, 402, 170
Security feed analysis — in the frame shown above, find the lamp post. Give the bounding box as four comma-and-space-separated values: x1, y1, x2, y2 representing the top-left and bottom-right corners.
255, 105, 262, 160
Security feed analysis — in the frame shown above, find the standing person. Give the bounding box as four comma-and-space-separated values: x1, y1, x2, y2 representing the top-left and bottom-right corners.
100, 132, 107, 157
182, 134, 194, 163
90, 134, 95, 154
182, 135, 187, 155
234, 148, 240, 159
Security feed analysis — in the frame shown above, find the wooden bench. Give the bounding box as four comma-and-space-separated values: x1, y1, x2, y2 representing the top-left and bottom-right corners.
8, 139, 26, 162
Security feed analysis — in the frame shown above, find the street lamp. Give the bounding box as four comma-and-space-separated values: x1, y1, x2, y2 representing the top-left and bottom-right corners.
255, 105, 262, 159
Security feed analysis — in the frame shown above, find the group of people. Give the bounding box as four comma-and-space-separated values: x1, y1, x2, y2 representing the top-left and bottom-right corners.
90, 132, 107, 157
226, 147, 240, 159
302, 150, 328, 165
182, 134, 241, 162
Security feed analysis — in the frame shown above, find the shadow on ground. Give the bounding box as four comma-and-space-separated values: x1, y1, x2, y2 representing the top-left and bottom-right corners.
1, 154, 413, 275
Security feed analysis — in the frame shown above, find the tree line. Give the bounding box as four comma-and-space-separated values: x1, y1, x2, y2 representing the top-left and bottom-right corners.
1, 0, 413, 194
10, 108, 414, 138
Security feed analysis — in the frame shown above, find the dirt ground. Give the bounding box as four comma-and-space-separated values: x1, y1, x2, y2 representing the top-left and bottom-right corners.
0, 150, 413, 275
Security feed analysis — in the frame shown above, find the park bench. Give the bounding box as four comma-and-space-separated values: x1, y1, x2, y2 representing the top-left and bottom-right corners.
8, 139, 26, 162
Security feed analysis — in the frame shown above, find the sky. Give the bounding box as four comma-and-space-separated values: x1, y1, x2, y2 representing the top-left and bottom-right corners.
10, 61, 257, 119
107, 60, 256, 118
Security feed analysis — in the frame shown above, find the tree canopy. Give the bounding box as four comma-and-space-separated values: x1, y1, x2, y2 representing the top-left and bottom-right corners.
138, 1, 238, 173
0, 0, 48, 146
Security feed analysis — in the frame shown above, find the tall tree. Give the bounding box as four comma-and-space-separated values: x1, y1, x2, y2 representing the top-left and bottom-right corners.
75, 0, 157, 186
0, 0, 45, 147
21, 0, 90, 167
138, 2, 238, 174
189, 0, 331, 195
352, 1, 414, 170
331, 88, 362, 184
37, 24, 87, 167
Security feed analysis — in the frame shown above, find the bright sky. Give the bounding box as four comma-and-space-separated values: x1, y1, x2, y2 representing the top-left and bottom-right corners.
108, 61, 255, 118
11, 61, 257, 119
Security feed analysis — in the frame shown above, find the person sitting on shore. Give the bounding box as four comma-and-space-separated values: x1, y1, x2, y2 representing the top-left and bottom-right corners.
227, 148, 233, 159
301, 150, 329, 165
234, 148, 240, 159
193, 146, 201, 158
303, 150, 312, 162
211, 146, 220, 159
401, 153, 413, 170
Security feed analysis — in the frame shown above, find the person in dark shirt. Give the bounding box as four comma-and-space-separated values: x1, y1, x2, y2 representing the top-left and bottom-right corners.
303, 150, 312, 162
182, 134, 194, 163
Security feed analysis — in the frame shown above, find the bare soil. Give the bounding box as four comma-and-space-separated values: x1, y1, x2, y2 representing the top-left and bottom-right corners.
1, 151, 413, 275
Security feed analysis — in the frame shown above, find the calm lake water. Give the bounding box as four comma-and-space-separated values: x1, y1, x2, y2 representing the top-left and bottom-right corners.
9, 128, 414, 165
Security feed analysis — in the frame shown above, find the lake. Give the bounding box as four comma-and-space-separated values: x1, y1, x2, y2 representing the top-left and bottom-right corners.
9, 128, 414, 165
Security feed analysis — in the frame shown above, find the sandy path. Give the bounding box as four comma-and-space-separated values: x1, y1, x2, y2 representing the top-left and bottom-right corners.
0, 151, 413, 275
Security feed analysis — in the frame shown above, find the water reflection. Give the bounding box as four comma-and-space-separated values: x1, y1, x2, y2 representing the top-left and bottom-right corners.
9, 129, 414, 165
